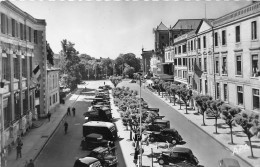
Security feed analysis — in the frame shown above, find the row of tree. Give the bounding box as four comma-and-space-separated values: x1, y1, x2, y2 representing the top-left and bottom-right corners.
150, 78, 260, 158
58, 39, 141, 90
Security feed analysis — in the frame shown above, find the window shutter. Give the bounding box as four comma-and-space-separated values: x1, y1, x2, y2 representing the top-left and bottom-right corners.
8, 17, 12, 36
16, 21, 20, 38
31, 28, 34, 43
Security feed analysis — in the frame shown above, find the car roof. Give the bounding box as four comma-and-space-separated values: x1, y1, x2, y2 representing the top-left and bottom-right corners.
78, 157, 99, 164
92, 146, 108, 153
220, 158, 240, 167
83, 121, 115, 128
86, 133, 103, 138
154, 119, 169, 123
164, 147, 192, 154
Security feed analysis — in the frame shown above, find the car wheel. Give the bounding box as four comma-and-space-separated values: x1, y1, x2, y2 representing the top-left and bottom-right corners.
149, 136, 155, 142
158, 158, 166, 165
171, 139, 177, 145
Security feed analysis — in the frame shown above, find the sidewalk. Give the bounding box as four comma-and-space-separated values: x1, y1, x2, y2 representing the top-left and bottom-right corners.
5, 89, 81, 167
145, 86, 260, 167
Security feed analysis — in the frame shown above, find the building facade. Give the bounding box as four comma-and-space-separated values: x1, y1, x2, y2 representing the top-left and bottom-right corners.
47, 68, 60, 112
0, 0, 47, 156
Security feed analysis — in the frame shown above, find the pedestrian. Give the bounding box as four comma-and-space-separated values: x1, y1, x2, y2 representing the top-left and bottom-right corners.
16, 144, 22, 159
27, 159, 34, 167
17, 136, 23, 147
47, 112, 51, 122
64, 121, 68, 134
72, 107, 76, 117
67, 107, 71, 116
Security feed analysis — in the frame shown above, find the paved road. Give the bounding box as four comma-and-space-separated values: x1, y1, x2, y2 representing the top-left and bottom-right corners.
119, 80, 251, 167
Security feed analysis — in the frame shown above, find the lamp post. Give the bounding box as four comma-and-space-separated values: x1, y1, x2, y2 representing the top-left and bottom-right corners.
139, 74, 142, 167
0, 80, 5, 167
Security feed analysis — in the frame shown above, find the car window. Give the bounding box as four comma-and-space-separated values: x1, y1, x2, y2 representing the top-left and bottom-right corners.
171, 152, 178, 157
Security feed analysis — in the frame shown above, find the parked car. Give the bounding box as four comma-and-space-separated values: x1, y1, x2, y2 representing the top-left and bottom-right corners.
88, 146, 118, 167
157, 147, 199, 166
73, 157, 102, 167
83, 121, 118, 141
146, 119, 170, 132
81, 133, 109, 150
148, 128, 183, 144
219, 158, 240, 167
130, 80, 136, 83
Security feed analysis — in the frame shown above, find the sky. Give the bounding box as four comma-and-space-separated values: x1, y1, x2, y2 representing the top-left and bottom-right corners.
11, 0, 252, 59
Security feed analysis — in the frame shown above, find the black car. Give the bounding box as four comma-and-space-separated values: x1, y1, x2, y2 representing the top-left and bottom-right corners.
74, 157, 102, 167
81, 133, 109, 150
88, 146, 118, 167
157, 147, 199, 166
148, 128, 183, 144
146, 119, 170, 132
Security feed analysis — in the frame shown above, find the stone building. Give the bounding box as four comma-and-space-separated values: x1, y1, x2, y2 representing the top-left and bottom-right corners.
0, 0, 47, 155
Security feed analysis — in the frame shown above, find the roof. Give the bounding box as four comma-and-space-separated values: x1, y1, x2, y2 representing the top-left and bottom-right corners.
156, 22, 169, 31
78, 157, 99, 164
83, 121, 115, 128
154, 119, 169, 123
172, 19, 202, 30
171, 147, 192, 153
92, 146, 108, 153
86, 133, 103, 139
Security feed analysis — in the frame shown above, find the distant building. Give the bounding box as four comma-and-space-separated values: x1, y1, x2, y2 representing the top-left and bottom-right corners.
141, 48, 154, 76
47, 68, 60, 112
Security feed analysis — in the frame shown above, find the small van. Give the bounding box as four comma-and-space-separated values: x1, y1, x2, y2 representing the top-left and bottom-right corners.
73, 157, 102, 167
83, 121, 118, 141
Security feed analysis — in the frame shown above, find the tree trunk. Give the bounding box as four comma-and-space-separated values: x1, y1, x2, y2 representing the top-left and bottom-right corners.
169, 92, 172, 103
173, 94, 176, 106
215, 117, 218, 134
230, 124, 233, 144
202, 112, 205, 126
179, 96, 181, 109
248, 135, 254, 157
185, 102, 188, 114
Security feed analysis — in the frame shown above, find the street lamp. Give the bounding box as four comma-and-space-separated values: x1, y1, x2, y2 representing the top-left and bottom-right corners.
138, 73, 142, 167
0, 80, 5, 167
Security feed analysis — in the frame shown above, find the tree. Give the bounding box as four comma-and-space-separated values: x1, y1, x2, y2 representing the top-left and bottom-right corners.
170, 83, 178, 106
110, 76, 122, 88
195, 95, 212, 126
180, 88, 192, 114
235, 111, 260, 157
114, 53, 141, 75
176, 85, 185, 110
206, 100, 224, 134
221, 104, 241, 144
124, 66, 135, 78
46, 41, 54, 65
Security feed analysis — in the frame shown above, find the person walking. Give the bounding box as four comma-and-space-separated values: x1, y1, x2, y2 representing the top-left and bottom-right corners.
24, 160, 28, 167
47, 112, 51, 122
72, 107, 76, 117
27, 159, 35, 167
16, 144, 22, 159
64, 121, 68, 134
67, 107, 71, 116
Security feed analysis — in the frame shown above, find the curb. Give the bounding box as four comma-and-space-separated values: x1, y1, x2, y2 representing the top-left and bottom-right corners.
32, 89, 81, 161
145, 88, 254, 167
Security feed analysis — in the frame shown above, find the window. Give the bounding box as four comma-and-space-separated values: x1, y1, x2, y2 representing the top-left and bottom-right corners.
188, 41, 190, 51
178, 46, 181, 54
50, 97, 52, 106
11, 18, 15, 37
222, 56, 227, 74
24, 25, 27, 41
191, 40, 193, 51
22, 58, 27, 78
251, 21, 257, 40
175, 47, 177, 54
253, 89, 260, 109
252, 54, 258, 77
182, 44, 186, 53
15, 21, 19, 38
2, 56, 8, 80
235, 26, 240, 43
178, 70, 182, 78
29, 27, 31, 42
178, 58, 181, 66
205, 80, 208, 94
222, 30, 226, 45
236, 55, 242, 75
20, 23, 24, 40
183, 71, 187, 79
188, 58, 191, 71
237, 86, 243, 105
198, 38, 201, 49
204, 57, 207, 72
194, 39, 196, 50
53, 94, 55, 104
34, 30, 38, 44
215, 57, 219, 74
30, 57, 33, 78
199, 79, 202, 93
216, 83, 220, 99
198, 58, 202, 69
224, 84, 228, 101
14, 57, 19, 78
1, 13, 6, 34
203, 36, 206, 48
174, 59, 177, 65
214, 32, 218, 46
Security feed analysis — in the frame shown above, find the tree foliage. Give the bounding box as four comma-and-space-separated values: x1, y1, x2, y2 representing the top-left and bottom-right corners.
46, 41, 54, 65
109, 76, 123, 88
114, 53, 141, 75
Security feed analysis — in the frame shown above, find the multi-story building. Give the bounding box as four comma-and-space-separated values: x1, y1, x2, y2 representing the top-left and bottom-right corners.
0, 0, 47, 155
141, 48, 154, 76
47, 68, 60, 112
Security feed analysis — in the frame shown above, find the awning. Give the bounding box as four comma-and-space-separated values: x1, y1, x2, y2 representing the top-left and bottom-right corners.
161, 62, 174, 65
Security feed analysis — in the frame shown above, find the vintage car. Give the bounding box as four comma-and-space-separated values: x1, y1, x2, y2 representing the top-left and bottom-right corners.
147, 107, 159, 113
81, 133, 109, 150
130, 80, 136, 83
88, 146, 118, 167
148, 128, 183, 144
84, 108, 113, 123
146, 119, 170, 132
157, 147, 199, 166
219, 158, 240, 167
73, 157, 102, 167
